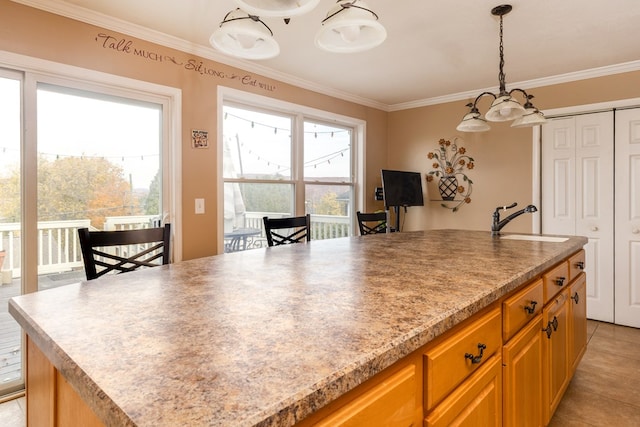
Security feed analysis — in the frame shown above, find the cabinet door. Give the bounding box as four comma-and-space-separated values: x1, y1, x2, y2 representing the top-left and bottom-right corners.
542, 290, 570, 425
425, 355, 502, 427
569, 273, 588, 373
503, 315, 543, 427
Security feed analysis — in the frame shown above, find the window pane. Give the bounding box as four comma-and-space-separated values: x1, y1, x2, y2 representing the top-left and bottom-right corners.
36, 84, 162, 289
223, 182, 292, 251
306, 184, 352, 239
223, 105, 292, 180
304, 121, 351, 182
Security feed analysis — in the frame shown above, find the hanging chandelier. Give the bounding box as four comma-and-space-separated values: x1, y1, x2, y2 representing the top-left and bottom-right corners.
210, 0, 386, 60
456, 4, 546, 132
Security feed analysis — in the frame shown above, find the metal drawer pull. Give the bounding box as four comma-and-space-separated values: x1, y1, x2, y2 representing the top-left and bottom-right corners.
542, 316, 558, 339
555, 276, 566, 286
524, 300, 538, 314
576, 261, 585, 270
571, 292, 579, 304
465, 343, 487, 364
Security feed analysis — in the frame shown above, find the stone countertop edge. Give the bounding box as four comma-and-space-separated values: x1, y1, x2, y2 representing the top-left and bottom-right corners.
8, 230, 588, 427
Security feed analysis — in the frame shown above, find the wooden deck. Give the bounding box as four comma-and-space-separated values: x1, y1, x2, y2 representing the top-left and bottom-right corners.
0, 271, 85, 389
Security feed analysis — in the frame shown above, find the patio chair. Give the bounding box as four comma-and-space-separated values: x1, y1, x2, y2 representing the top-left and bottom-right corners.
78, 224, 171, 280
263, 214, 311, 246
356, 211, 388, 235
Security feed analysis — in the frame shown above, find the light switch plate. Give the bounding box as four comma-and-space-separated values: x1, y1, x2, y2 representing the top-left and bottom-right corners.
195, 198, 205, 214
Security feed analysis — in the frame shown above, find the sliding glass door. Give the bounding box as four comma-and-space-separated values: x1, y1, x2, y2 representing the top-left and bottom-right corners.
0, 66, 177, 398
0, 71, 23, 396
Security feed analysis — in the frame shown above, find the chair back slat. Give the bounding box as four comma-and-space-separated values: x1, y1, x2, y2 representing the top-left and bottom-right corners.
263, 215, 311, 246
357, 211, 388, 235
78, 224, 171, 280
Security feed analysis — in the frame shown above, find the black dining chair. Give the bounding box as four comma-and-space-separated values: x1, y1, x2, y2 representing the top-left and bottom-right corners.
263, 214, 311, 246
78, 224, 171, 280
356, 211, 388, 235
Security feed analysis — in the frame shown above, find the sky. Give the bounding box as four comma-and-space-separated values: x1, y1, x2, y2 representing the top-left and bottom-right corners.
0, 78, 160, 189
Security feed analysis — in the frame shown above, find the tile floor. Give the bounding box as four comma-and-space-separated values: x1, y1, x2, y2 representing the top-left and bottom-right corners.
0, 320, 638, 426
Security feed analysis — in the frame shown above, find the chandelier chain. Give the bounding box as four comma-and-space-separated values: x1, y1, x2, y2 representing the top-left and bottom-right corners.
498, 14, 506, 93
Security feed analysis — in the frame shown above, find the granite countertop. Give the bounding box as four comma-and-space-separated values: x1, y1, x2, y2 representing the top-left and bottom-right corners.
9, 229, 587, 426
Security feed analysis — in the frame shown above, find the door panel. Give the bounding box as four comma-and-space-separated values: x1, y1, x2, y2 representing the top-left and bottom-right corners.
614, 108, 640, 327
542, 112, 614, 322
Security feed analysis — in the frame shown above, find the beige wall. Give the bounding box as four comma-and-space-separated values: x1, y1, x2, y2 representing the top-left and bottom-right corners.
0, 2, 388, 260
388, 71, 640, 233
2, 2, 639, 257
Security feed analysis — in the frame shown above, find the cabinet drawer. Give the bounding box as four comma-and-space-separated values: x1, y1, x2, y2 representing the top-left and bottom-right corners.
568, 250, 586, 282
314, 364, 417, 427
424, 307, 501, 411
503, 279, 543, 342
543, 262, 570, 304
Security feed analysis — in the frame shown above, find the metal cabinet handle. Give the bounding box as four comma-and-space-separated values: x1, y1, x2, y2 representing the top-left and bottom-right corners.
571, 292, 579, 304
555, 277, 566, 286
543, 316, 559, 339
576, 261, 585, 270
465, 343, 487, 364
524, 300, 538, 314
633, 228, 640, 234
543, 322, 553, 339
592, 226, 599, 232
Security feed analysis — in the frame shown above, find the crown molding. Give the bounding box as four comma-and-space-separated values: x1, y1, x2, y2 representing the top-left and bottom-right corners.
13, 1, 640, 113
388, 60, 640, 112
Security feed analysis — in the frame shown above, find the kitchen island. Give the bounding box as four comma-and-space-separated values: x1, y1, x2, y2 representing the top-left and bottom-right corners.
9, 229, 587, 426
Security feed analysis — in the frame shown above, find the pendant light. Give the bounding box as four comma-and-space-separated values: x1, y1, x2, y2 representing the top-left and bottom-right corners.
232, 0, 321, 17
456, 5, 546, 132
209, 9, 280, 60
315, 0, 387, 53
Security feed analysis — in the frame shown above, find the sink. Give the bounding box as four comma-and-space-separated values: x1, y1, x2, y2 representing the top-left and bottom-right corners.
499, 234, 569, 243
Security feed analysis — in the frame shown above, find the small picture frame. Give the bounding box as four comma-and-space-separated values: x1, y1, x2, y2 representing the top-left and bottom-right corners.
192, 129, 209, 149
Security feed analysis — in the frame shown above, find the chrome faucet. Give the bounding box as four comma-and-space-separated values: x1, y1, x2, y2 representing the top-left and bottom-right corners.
491, 203, 538, 236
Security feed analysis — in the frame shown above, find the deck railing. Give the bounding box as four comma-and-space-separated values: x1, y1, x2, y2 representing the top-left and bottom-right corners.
0, 213, 352, 278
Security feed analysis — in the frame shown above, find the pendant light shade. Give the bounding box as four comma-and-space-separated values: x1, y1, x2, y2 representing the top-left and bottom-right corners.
315, 0, 387, 53
210, 9, 280, 60
232, 0, 321, 17
456, 110, 491, 132
485, 94, 526, 122
511, 106, 547, 128
456, 4, 546, 132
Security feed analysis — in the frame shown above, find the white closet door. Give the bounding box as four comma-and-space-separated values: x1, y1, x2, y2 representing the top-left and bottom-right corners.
542, 112, 614, 322
615, 108, 640, 328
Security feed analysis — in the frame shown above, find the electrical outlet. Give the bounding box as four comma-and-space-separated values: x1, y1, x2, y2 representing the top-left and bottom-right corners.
195, 198, 205, 214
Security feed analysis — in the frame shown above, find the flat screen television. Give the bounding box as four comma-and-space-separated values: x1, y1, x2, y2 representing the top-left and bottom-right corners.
381, 169, 424, 208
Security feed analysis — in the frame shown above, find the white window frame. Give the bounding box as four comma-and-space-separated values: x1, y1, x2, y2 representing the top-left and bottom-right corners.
217, 86, 366, 253
0, 50, 182, 292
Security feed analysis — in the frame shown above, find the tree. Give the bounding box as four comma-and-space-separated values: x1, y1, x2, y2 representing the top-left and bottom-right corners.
0, 155, 141, 228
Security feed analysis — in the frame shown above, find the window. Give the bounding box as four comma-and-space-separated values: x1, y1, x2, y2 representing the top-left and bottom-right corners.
220, 89, 363, 252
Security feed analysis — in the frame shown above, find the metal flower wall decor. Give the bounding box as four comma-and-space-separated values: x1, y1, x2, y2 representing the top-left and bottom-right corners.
426, 137, 475, 212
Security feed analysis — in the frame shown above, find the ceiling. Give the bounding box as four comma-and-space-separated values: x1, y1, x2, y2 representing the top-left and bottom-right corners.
19, 0, 640, 110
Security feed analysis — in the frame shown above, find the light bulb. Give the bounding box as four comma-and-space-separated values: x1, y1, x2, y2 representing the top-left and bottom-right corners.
336, 25, 361, 43
231, 33, 260, 49
500, 107, 513, 117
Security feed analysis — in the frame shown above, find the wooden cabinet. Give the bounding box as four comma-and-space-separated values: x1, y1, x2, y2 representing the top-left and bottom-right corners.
569, 272, 587, 374
502, 315, 543, 427
503, 279, 543, 342
425, 354, 502, 427
314, 364, 418, 427
542, 261, 570, 304
424, 307, 501, 411
542, 289, 570, 425
26, 336, 103, 427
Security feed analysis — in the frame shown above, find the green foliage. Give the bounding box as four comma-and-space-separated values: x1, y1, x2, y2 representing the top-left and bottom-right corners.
0, 156, 143, 228
240, 182, 291, 213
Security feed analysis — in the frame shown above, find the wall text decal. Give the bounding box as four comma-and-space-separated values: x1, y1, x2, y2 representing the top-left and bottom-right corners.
94, 33, 276, 92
